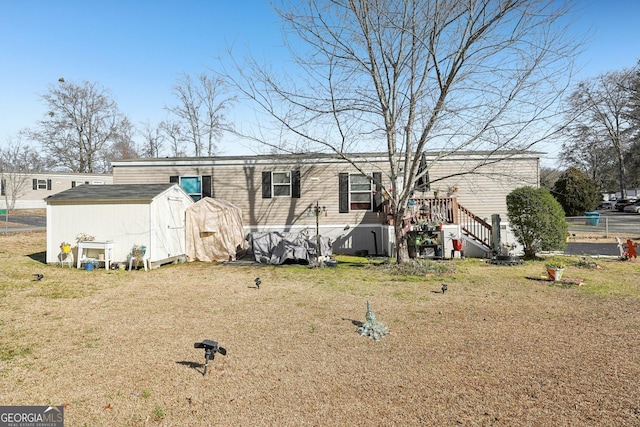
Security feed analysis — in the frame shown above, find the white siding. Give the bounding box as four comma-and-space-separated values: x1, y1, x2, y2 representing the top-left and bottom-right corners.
149, 186, 192, 260
46, 203, 149, 264
46, 186, 193, 265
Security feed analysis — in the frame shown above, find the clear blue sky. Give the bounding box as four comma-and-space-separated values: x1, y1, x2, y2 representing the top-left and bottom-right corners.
0, 0, 638, 160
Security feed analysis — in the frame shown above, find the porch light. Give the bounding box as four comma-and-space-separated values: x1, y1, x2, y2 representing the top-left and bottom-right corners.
307, 201, 328, 265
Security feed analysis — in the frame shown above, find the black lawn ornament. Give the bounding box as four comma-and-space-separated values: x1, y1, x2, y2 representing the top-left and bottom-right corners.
194, 339, 227, 376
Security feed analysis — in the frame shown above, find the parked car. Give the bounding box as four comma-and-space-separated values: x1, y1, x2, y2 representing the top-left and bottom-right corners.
615, 198, 637, 211
623, 200, 640, 213
597, 201, 615, 210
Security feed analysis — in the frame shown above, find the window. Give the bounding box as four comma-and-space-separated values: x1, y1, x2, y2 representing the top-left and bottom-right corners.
273, 172, 291, 197
169, 175, 212, 201
349, 174, 372, 210
180, 176, 202, 201
261, 171, 300, 199
339, 172, 382, 213
32, 179, 51, 191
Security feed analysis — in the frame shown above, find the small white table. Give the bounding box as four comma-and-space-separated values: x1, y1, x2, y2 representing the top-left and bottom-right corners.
77, 241, 114, 270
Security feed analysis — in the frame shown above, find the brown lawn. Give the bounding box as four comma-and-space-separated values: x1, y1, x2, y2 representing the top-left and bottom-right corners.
1, 231, 640, 426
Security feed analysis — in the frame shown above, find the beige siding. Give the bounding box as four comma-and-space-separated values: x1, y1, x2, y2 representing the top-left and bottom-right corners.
113, 161, 389, 228
111, 152, 540, 255
2, 173, 113, 209
112, 153, 539, 227
429, 157, 539, 221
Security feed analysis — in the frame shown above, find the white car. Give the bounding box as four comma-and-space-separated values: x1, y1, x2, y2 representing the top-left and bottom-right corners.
623, 200, 640, 213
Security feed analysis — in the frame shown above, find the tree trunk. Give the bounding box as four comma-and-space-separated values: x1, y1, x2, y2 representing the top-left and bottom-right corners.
617, 152, 626, 198
393, 208, 410, 263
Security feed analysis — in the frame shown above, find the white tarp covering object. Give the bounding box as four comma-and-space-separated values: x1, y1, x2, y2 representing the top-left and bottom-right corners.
250, 231, 332, 265
185, 198, 248, 262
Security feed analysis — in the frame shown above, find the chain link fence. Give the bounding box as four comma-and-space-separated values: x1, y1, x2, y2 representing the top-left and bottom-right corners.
566, 213, 639, 240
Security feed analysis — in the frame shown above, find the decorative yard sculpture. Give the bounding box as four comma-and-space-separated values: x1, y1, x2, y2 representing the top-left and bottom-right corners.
357, 301, 389, 341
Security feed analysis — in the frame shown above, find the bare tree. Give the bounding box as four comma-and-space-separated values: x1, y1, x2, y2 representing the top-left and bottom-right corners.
0, 137, 44, 229
159, 119, 188, 157
625, 64, 640, 188
139, 120, 166, 158
224, 0, 578, 262
27, 79, 132, 173
100, 116, 139, 171
559, 123, 618, 190
539, 166, 562, 191
166, 73, 235, 156
564, 68, 637, 198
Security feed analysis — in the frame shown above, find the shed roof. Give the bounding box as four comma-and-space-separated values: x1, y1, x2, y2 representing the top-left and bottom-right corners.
46, 183, 178, 204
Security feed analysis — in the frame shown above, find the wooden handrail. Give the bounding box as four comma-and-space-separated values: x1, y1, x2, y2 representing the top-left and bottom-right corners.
387, 197, 492, 250
456, 204, 492, 249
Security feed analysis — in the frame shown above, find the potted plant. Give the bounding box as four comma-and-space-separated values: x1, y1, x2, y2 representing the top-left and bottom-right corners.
131, 244, 147, 262
75, 232, 95, 243
60, 242, 71, 253
545, 258, 566, 282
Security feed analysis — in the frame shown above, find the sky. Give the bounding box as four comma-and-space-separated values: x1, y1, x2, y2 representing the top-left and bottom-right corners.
1, 0, 639, 163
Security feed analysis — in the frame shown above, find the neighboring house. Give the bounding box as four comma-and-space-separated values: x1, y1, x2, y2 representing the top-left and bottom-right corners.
0, 172, 113, 209
45, 184, 193, 266
111, 151, 541, 256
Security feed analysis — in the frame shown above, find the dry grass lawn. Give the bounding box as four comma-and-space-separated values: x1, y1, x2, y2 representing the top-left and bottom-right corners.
1, 231, 640, 426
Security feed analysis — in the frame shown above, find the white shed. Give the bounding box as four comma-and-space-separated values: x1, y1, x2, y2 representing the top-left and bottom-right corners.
46, 184, 193, 267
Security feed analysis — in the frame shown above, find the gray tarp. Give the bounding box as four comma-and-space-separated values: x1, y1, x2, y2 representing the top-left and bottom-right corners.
185, 198, 248, 262
250, 232, 332, 265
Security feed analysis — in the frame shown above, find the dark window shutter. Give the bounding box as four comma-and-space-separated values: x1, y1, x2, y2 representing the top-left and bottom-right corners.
291, 170, 300, 198
71, 181, 76, 188
416, 153, 430, 192
373, 172, 382, 212
33, 179, 37, 190
169, 175, 179, 183
339, 173, 349, 213
202, 175, 212, 198
47, 179, 52, 190
262, 171, 272, 199
1, 179, 5, 196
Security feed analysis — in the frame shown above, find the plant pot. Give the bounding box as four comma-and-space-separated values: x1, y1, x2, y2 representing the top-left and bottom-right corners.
546, 267, 564, 282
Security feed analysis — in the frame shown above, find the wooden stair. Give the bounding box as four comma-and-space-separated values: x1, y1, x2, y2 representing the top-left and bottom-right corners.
392, 197, 493, 252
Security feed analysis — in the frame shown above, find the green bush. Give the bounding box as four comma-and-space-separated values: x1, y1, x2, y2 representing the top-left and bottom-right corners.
507, 186, 568, 259
552, 167, 601, 216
